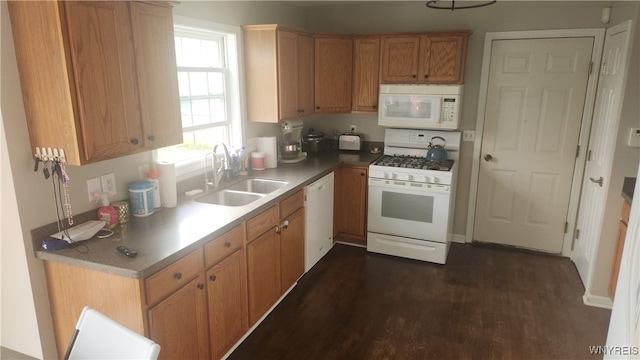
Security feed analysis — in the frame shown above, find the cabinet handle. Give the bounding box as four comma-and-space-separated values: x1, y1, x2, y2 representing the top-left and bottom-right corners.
174, 272, 182, 280
275, 226, 281, 234
147, 135, 155, 141
360, 172, 365, 176
209, 274, 217, 282
282, 220, 289, 230
424, 74, 429, 79
130, 138, 139, 145
373, 105, 377, 110
197, 283, 205, 290
224, 241, 231, 248
412, 74, 417, 78
316, 106, 320, 110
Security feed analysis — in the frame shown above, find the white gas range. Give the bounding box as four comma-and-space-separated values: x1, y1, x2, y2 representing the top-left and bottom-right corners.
367, 128, 460, 264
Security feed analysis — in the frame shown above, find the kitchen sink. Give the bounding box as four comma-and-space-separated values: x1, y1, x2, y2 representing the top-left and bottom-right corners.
226, 178, 289, 194
195, 189, 265, 207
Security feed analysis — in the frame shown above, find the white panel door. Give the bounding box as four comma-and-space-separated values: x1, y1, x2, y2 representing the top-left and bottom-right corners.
573, 21, 633, 291
474, 37, 593, 253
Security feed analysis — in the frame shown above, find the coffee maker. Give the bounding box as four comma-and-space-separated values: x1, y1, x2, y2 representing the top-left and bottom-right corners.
281, 120, 306, 163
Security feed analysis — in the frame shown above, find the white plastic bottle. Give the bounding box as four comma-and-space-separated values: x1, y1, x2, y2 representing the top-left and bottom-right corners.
238, 146, 249, 175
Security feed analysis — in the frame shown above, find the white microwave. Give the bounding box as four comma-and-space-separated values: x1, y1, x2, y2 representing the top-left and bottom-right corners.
378, 84, 463, 130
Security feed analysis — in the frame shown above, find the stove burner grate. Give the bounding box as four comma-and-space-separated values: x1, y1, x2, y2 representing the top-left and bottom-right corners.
374, 155, 454, 171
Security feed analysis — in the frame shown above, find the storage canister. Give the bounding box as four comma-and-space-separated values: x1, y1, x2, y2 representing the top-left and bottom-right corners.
251, 152, 265, 170
128, 181, 154, 217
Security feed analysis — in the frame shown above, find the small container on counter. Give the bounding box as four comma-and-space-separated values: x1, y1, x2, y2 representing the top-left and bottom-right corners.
251, 152, 265, 170
128, 181, 154, 217
145, 168, 162, 209
111, 201, 130, 224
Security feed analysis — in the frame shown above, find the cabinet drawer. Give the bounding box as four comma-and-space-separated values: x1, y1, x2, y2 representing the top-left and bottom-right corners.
247, 205, 279, 242
622, 201, 631, 225
204, 225, 244, 268
145, 248, 204, 306
280, 190, 304, 219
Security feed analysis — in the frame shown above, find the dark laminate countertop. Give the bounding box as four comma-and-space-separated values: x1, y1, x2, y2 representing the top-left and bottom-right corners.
34, 150, 381, 279
622, 176, 636, 204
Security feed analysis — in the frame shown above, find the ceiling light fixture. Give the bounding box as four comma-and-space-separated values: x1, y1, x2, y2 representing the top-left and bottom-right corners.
425, 0, 497, 11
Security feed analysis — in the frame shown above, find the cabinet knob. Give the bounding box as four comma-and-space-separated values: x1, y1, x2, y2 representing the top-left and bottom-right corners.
282, 220, 289, 230
174, 272, 182, 280
424, 74, 429, 79
197, 283, 205, 290
209, 274, 217, 282
130, 138, 139, 145
373, 105, 377, 110
412, 74, 417, 78
360, 172, 365, 176
316, 106, 320, 110
275, 226, 281, 234
147, 135, 155, 141
224, 241, 231, 248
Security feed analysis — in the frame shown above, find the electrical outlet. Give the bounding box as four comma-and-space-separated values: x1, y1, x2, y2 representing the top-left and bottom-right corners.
138, 164, 150, 181
101, 173, 117, 196
463, 130, 475, 142
87, 177, 102, 201
350, 125, 357, 133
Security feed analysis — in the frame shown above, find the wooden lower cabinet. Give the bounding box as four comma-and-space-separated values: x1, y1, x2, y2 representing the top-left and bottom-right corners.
608, 200, 631, 299
334, 166, 368, 245
148, 275, 210, 360
246, 190, 305, 325
206, 248, 248, 359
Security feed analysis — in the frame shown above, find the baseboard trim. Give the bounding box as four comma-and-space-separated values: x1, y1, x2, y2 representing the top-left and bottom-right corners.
582, 293, 613, 309
451, 234, 466, 244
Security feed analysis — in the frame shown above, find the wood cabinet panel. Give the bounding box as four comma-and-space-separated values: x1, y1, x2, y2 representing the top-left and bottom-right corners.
381, 36, 421, 83
279, 189, 304, 219
246, 205, 279, 242
145, 248, 204, 306
314, 37, 353, 113
353, 37, 381, 112
207, 249, 248, 360
247, 227, 281, 325
130, 2, 182, 148
297, 34, 315, 116
277, 30, 299, 120
8, 1, 181, 165
148, 276, 210, 360
204, 224, 244, 268
334, 166, 368, 245
280, 208, 305, 291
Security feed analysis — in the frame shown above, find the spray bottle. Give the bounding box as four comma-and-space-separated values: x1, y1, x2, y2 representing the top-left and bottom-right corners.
96, 193, 118, 229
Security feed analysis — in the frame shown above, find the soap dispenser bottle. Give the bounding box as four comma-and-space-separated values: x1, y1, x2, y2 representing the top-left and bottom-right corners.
96, 193, 118, 229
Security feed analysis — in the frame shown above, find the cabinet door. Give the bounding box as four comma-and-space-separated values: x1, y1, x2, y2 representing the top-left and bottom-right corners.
207, 249, 248, 360
130, 2, 182, 149
419, 34, 467, 84
247, 228, 281, 325
277, 30, 300, 120
334, 166, 368, 245
353, 37, 381, 113
280, 208, 305, 291
314, 37, 353, 113
64, 1, 144, 162
148, 276, 210, 360
380, 36, 421, 83
297, 34, 315, 116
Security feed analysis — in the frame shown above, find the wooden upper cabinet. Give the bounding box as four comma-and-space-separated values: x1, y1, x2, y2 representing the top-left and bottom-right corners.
244, 25, 314, 123
314, 36, 353, 113
8, 1, 181, 165
352, 37, 381, 113
381, 31, 470, 84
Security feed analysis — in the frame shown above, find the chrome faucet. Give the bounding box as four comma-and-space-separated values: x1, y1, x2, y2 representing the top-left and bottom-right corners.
204, 143, 232, 190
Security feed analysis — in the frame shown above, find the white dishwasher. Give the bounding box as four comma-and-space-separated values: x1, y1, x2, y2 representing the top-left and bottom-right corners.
304, 172, 334, 272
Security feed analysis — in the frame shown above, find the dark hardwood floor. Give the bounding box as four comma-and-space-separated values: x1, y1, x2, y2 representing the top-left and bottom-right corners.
229, 243, 611, 360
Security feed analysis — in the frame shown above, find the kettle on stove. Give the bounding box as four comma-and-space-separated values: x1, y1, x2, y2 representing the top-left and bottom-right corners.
426, 136, 448, 163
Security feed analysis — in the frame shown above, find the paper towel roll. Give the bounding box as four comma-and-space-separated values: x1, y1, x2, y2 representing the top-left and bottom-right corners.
156, 161, 177, 208
256, 136, 278, 168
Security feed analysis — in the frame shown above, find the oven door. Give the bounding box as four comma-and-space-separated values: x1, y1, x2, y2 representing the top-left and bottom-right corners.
367, 178, 451, 242
378, 93, 442, 129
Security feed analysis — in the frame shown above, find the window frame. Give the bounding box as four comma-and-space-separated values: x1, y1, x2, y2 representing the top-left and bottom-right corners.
154, 15, 245, 181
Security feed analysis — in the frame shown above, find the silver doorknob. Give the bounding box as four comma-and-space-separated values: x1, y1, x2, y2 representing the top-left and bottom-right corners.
484, 154, 493, 161
589, 176, 604, 187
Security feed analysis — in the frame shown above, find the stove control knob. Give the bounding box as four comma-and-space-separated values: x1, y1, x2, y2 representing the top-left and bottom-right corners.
432, 177, 439, 184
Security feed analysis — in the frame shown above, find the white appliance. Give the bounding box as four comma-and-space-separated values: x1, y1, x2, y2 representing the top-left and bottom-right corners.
367, 129, 460, 264
378, 84, 463, 130
304, 172, 334, 272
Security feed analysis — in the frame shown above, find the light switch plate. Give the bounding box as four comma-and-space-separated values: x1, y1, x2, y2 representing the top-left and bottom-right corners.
87, 177, 102, 201
101, 173, 117, 196
628, 127, 640, 147
463, 130, 475, 142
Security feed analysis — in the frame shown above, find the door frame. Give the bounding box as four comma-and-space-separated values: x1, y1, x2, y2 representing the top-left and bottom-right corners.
466, 29, 605, 256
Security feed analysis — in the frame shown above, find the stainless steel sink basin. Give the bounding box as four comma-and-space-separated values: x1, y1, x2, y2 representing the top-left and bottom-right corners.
226, 178, 289, 194
195, 189, 264, 207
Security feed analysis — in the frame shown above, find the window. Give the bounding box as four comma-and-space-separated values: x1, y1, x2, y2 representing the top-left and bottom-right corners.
156, 17, 243, 178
